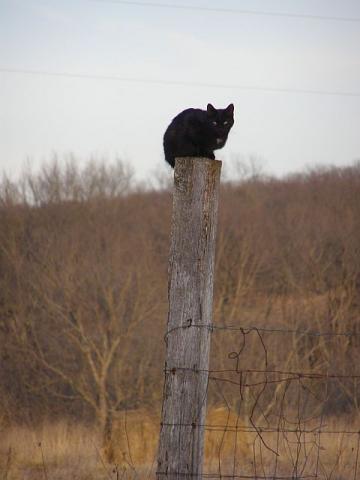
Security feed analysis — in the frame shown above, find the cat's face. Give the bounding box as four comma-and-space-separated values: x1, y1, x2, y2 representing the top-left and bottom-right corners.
206, 103, 234, 147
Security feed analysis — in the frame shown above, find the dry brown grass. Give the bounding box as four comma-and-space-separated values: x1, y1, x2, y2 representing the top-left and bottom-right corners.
105, 408, 159, 471
0, 407, 250, 479
0, 420, 110, 479
0, 411, 359, 479
204, 406, 250, 473
203, 413, 360, 480
105, 406, 250, 471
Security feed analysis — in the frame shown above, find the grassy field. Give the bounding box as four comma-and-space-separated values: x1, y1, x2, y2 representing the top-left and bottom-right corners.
1, 162, 360, 479
1, 409, 359, 480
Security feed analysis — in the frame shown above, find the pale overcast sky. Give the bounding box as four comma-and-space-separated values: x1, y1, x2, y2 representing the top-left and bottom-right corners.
1, 0, 360, 181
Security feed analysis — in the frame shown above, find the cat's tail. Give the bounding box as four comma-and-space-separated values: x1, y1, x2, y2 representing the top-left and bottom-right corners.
164, 151, 175, 168
163, 133, 175, 168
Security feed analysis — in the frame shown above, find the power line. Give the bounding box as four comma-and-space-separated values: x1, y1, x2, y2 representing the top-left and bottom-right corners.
1, 68, 360, 98
90, 0, 360, 23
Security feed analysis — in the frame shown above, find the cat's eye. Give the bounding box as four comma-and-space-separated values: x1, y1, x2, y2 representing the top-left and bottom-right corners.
223, 121, 229, 125
212, 121, 217, 126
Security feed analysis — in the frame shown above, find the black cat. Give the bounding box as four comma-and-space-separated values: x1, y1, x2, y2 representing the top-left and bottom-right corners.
163, 103, 234, 168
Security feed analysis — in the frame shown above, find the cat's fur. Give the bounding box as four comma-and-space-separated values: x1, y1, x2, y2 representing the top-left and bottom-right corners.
163, 103, 234, 168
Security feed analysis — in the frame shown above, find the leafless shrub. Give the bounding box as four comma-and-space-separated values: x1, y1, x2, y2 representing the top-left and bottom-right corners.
1, 159, 360, 477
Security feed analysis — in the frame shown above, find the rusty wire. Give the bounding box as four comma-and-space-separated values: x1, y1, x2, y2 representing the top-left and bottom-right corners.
159, 323, 360, 479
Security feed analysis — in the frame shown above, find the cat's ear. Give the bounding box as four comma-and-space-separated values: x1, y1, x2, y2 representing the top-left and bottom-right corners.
207, 103, 216, 116
225, 103, 234, 116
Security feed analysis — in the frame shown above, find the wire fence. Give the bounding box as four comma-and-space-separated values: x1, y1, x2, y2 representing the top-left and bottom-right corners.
158, 322, 360, 480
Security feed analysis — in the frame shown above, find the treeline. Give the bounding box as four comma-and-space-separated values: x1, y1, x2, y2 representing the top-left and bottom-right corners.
1, 159, 360, 444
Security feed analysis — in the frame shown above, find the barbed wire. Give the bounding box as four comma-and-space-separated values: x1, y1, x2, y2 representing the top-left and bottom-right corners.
164, 366, 360, 380
156, 474, 319, 479
165, 321, 360, 339
160, 422, 360, 435
158, 321, 360, 479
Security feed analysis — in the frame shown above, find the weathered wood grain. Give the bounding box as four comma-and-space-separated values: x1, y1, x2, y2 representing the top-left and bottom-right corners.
157, 157, 222, 480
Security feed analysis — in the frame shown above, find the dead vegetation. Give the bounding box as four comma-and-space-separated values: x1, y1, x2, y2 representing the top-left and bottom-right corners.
1, 158, 360, 478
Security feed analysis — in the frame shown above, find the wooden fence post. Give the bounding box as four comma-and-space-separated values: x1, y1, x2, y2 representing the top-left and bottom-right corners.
157, 157, 222, 480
